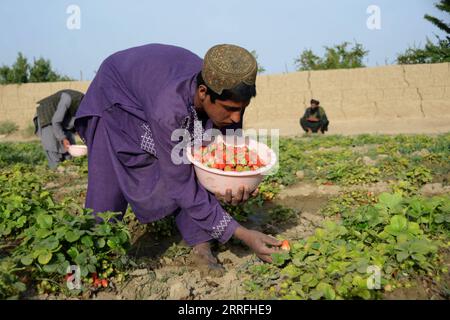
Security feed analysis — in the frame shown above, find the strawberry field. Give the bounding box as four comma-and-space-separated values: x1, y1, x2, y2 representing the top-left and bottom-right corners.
0, 133, 449, 300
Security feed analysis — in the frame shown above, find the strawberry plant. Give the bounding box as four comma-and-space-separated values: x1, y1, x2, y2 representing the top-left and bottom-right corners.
0, 257, 26, 299
0, 142, 46, 167
0, 165, 132, 298
11, 207, 131, 295
0, 165, 49, 238
245, 192, 450, 300
321, 190, 378, 217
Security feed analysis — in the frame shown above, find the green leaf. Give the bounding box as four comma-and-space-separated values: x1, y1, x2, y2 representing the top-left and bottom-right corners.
355, 288, 372, 300
74, 251, 88, 265
97, 224, 112, 236
80, 266, 89, 277
40, 191, 50, 198
378, 193, 403, 211
117, 230, 129, 243
67, 247, 79, 260
281, 264, 301, 278
300, 273, 318, 287
407, 198, 423, 218
36, 214, 53, 229
292, 250, 307, 264
97, 238, 106, 248
38, 251, 52, 265
87, 264, 97, 273
107, 239, 118, 249
65, 230, 81, 243
43, 263, 58, 273
385, 215, 408, 236
41, 237, 59, 251
396, 251, 409, 262
13, 282, 27, 293
81, 235, 94, 247
16, 216, 27, 227
410, 239, 436, 255
320, 283, 336, 300
57, 261, 70, 275
311, 282, 336, 300
434, 214, 444, 224
407, 222, 421, 235
271, 252, 290, 266
35, 228, 52, 239
20, 255, 34, 266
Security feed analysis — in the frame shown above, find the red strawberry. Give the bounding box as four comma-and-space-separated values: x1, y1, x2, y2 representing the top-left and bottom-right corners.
281, 240, 290, 251
94, 278, 102, 287
101, 279, 109, 288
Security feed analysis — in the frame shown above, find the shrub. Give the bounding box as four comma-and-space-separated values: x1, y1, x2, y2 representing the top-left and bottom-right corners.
0, 121, 19, 135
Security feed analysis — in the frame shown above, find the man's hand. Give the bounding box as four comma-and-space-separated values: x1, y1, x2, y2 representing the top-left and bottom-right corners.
215, 187, 259, 206
62, 138, 71, 152
233, 226, 281, 263
307, 117, 319, 122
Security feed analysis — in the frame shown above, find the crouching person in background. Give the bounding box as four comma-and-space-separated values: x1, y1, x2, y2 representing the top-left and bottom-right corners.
300, 99, 329, 134
33, 89, 84, 168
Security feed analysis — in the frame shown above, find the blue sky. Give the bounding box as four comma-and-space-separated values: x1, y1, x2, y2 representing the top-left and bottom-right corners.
0, 0, 446, 80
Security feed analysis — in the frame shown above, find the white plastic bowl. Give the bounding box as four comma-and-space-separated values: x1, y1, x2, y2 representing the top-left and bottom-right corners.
186, 138, 277, 195
68, 145, 88, 157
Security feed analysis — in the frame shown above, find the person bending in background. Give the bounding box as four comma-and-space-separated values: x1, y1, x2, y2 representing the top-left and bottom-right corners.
33, 89, 84, 168
300, 99, 329, 134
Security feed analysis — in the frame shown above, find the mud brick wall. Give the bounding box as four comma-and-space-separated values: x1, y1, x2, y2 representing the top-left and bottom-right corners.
0, 81, 90, 130
245, 63, 450, 135
1, 63, 449, 135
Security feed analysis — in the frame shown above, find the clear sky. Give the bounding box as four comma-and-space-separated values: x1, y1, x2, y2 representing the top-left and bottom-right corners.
0, 0, 446, 80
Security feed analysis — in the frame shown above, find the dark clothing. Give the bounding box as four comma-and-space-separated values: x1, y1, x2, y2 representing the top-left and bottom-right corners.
300, 106, 329, 133
36, 90, 84, 128
34, 91, 80, 168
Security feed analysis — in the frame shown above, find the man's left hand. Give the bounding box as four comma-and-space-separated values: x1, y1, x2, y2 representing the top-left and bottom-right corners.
215, 187, 259, 206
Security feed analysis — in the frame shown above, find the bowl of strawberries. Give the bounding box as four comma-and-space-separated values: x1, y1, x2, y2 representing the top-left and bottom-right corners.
186, 135, 277, 195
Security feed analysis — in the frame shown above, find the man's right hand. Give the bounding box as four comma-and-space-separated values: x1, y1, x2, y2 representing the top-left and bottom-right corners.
62, 138, 71, 152
233, 226, 282, 263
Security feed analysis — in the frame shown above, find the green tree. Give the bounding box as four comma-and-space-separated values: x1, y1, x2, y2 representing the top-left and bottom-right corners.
397, 0, 450, 64
294, 41, 369, 71
10, 52, 29, 84
425, 0, 450, 41
0, 66, 13, 84
251, 50, 266, 74
0, 53, 73, 84
29, 57, 72, 82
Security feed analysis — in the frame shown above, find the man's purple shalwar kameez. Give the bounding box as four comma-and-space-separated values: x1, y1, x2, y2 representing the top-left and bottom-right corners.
75, 44, 239, 246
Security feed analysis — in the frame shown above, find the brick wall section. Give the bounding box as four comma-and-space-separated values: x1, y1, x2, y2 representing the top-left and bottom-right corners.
244, 63, 450, 135
1, 63, 449, 135
0, 81, 90, 130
